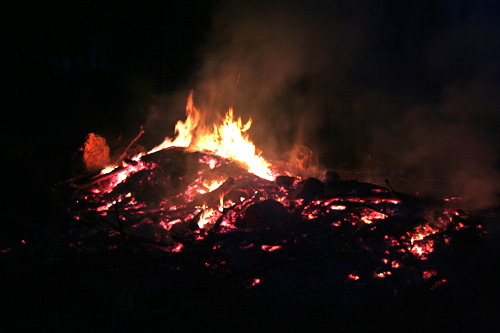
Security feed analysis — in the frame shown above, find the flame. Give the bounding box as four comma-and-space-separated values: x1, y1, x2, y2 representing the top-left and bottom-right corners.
197, 205, 223, 229
149, 92, 201, 154
147, 92, 275, 181
203, 179, 224, 192
193, 108, 274, 180
100, 165, 117, 175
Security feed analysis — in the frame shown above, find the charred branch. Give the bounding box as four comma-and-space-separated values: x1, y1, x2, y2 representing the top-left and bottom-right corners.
112, 125, 145, 165
191, 177, 236, 207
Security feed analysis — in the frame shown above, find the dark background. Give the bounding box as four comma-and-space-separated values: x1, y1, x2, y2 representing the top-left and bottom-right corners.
3, 0, 500, 209
3, 1, 214, 182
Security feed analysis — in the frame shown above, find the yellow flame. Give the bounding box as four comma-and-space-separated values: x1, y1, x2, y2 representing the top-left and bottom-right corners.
198, 207, 218, 229
149, 92, 201, 154
193, 108, 274, 180
203, 179, 224, 192
146, 91, 275, 181
218, 195, 224, 212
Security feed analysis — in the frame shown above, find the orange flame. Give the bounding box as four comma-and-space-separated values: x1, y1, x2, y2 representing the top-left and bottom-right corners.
193, 108, 274, 181
147, 92, 275, 181
197, 206, 219, 229
149, 92, 201, 154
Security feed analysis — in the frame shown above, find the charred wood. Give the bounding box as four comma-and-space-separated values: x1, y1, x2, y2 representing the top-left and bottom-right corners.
244, 200, 289, 228
191, 177, 235, 207
325, 179, 389, 197
69, 165, 128, 189
295, 177, 325, 203
275, 175, 295, 187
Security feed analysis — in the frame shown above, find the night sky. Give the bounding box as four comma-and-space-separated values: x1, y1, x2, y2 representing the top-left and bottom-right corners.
3, 0, 500, 208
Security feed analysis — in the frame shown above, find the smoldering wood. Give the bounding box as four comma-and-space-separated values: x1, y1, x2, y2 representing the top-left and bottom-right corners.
69, 165, 128, 189
191, 177, 236, 208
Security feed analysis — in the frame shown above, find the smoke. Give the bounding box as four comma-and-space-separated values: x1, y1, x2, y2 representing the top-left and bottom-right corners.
148, 0, 500, 207
183, 0, 365, 159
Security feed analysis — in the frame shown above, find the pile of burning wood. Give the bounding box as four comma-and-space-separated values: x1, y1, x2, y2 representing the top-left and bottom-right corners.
61, 145, 482, 304
55, 94, 488, 328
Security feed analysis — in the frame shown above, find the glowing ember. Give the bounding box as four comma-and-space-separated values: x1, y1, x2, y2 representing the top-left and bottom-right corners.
374, 271, 391, 278
361, 211, 387, 224
172, 243, 183, 253
348, 273, 360, 280
197, 207, 221, 229
203, 179, 224, 193
410, 239, 435, 259
100, 165, 117, 175
431, 279, 448, 290
423, 270, 437, 280
261, 245, 282, 252
247, 278, 261, 288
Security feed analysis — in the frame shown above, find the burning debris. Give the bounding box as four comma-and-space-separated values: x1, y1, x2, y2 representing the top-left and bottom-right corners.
57, 93, 487, 316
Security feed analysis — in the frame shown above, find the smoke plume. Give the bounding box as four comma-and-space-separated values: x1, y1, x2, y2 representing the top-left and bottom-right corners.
150, 0, 500, 207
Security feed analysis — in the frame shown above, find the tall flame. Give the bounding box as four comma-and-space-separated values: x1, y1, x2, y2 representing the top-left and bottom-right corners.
149, 93, 201, 154
193, 108, 274, 180
147, 92, 275, 181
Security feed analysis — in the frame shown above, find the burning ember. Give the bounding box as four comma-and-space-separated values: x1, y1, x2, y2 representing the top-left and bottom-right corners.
62, 92, 486, 310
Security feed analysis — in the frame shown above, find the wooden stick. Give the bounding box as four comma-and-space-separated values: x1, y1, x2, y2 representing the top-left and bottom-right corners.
113, 125, 145, 165
70, 166, 127, 189
191, 177, 236, 207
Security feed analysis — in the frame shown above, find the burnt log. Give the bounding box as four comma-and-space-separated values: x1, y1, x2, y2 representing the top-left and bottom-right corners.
325, 179, 389, 197
69, 165, 128, 189
140, 147, 189, 187
191, 177, 236, 207
295, 177, 325, 203
275, 175, 295, 187
244, 199, 289, 228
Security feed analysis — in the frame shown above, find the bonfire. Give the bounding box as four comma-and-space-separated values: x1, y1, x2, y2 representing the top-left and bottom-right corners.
61, 92, 484, 303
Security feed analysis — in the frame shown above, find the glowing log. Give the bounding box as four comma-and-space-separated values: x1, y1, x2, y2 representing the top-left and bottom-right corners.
191, 177, 235, 208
